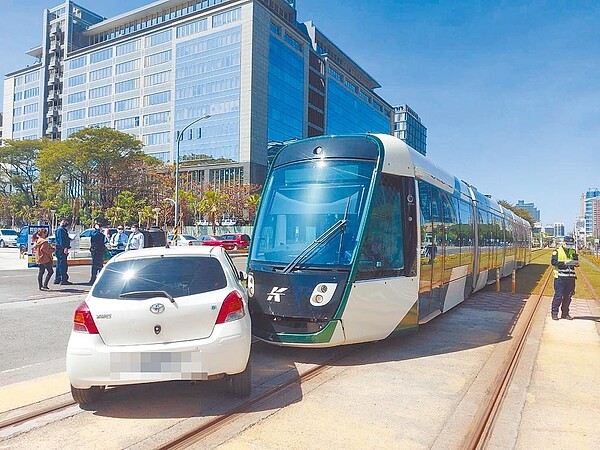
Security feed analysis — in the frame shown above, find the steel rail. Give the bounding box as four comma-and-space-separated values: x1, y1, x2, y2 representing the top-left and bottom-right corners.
463, 265, 554, 450
156, 349, 358, 450
0, 399, 76, 431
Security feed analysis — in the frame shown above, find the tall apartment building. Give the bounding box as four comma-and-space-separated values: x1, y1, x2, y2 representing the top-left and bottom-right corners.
592, 197, 600, 239
3, 0, 393, 186
516, 199, 540, 222
393, 104, 427, 156
583, 188, 600, 235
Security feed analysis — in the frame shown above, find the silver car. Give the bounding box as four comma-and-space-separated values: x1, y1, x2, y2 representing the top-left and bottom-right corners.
0, 229, 19, 248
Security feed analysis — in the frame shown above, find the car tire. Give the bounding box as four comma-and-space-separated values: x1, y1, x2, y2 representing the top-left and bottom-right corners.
229, 359, 251, 398
0, 240, 5, 248
70, 384, 105, 404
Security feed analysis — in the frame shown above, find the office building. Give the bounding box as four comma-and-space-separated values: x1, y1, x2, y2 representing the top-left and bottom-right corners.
516, 200, 540, 223
3, 0, 393, 186
582, 189, 600, 235
393, 104, 427, 156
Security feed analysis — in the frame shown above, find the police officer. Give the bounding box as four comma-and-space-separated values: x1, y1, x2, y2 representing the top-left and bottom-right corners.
54, 218, 72, 285
89, 221, 107, 285
550, 236, 579, 320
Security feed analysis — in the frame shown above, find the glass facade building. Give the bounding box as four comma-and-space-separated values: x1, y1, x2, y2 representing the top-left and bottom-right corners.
584, 189, 600, 235
3, 0, 393, 186
394, 104, 427, 156
516, 200, 541, 223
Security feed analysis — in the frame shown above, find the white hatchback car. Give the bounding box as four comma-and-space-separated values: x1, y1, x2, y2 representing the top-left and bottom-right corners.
66, 246, 251, 404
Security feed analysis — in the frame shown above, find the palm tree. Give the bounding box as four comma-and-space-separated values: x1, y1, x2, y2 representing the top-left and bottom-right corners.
199, 190, 228, 235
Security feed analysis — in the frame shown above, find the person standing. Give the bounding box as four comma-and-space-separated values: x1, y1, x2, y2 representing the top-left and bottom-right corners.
110, 225, 128, 256
125, 224, 145, 251
89, 222, 107, 285
551, 235, 579, 320
32, 229, 54, 290
54, 218, 72, 285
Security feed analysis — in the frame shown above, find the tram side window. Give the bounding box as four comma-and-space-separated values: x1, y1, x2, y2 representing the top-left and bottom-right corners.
458, 199, 474, 271
442, 193, 460, 274
356, 174, 404, 280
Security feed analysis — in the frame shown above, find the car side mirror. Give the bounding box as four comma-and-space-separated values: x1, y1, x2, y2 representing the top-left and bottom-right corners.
239, 270, 247, 281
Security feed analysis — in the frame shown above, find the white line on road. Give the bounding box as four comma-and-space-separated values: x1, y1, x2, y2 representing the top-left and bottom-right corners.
0, 295, 85, 311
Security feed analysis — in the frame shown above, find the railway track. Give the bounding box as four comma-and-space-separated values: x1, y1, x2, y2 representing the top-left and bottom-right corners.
463, 264, 554, 449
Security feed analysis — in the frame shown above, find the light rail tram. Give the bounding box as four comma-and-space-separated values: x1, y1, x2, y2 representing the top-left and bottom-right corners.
247, 134, 532, 347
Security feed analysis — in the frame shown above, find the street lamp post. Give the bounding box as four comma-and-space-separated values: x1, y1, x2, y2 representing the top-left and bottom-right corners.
174, 114, 211, 239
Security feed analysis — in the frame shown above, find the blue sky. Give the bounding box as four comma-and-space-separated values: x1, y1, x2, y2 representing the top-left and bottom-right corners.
1, 0, 598, 228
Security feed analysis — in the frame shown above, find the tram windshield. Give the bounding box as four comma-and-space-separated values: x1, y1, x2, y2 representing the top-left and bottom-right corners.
250, 159, 376, 268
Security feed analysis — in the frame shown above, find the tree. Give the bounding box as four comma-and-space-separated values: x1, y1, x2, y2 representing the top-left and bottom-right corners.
0, 139, 46, 209
105, 190, 147, 227
198, 190, 229, 234
498, 200, 536, 227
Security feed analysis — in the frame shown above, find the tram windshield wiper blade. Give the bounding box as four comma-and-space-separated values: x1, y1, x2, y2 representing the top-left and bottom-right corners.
282, 218, 347, 274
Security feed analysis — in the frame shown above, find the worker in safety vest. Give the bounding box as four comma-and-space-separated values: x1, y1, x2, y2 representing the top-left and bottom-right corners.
550, 235, 579, 320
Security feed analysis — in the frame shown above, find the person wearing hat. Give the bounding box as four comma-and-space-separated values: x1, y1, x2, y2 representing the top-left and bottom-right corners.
89, 221, 107, 285
550, 235, 579, 320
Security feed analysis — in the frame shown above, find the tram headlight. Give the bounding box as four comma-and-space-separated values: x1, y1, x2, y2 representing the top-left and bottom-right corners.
247, 273, 255, 297
310, 283, 337, 307
314, 295, 324, 304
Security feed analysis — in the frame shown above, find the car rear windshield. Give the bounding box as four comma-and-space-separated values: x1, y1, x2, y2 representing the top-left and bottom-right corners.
92, 256, 227, 299
1, 230, 18, 235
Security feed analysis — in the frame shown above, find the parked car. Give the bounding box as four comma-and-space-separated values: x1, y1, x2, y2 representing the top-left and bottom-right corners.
167, 234, 202, 246
66, 246, 251, 404
0, 229, 19, 248
198, 235, 236, 251
219, 233, 251, 250
79, 228, 117, 250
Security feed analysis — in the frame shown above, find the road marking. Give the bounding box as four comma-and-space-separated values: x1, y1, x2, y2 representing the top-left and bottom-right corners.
0, 372, 70, 414
0, 295, 84, 311
0, 361, 47, 375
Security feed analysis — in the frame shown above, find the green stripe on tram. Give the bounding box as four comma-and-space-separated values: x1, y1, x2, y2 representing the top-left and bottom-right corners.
269, 320, 339, 344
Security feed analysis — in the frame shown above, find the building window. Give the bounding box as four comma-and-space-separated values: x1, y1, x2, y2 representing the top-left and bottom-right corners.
69, 56, 87, 70
90, 48, 113, 64
13, 92, 22, 101
23, 87, 39, 99
22, 119, 38, 130
24, 72, 40, 84
145, 29, 172, 47
67, 91, 86, 104
176, 18, 208, 38
143, 131, 171, 146
88, 103, 111, 117
284, 33, 302, 52
144, 91, 171, 106
143, 111, 170, 126
89, 67, 112, 81
145, 50, 172, 67
68, 74, 87, 87
66, 108, 85, 121
115, 97, 140, 112
115, 59, 140, 74
270, 22, 281, 35
144, 70, 171, 86
89, 85, 112, 99
23, 103, 38, 114
12, 122, 21, 132
115, 78, 140, 93
212, 8, 241, 28
116, 40, 140, 56
66, 126, 84, 137
13, 107, 22, 116
114, 116, 140, 130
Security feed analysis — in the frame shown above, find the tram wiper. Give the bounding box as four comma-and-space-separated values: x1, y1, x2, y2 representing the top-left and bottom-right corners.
282, 199, 350, 274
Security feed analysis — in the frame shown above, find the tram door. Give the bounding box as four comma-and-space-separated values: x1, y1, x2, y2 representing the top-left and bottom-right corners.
418, 182, 444, 320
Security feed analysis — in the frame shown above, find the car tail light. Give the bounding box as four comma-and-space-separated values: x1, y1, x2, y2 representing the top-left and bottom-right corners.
216, 291, 245, 324
73, 301, 99, 334
188, 241, 193, 246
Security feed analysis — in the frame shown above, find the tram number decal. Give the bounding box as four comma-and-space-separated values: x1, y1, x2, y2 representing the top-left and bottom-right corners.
267, 287, 288, 302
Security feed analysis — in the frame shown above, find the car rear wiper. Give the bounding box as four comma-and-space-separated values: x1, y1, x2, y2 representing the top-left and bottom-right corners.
119, 290, 176, 304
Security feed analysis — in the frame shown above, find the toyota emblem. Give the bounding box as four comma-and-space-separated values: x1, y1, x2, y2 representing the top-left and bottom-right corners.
150, 303, 165, 314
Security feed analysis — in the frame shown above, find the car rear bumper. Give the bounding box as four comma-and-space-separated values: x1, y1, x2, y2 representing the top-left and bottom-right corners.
66, 318, 251, 389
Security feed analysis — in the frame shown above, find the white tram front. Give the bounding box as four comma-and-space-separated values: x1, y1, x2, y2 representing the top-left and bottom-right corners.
247, 134, 531, 347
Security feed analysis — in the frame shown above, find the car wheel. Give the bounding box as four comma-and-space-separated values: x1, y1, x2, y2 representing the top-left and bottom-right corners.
229, 359, 251, 398
70, 384, 105, 404
0, 240, 5, 248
